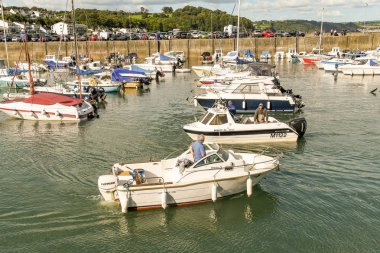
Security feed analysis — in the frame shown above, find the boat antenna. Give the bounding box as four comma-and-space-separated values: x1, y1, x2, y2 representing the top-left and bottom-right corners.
72, 0, 82, 99
1, 0, 9, 70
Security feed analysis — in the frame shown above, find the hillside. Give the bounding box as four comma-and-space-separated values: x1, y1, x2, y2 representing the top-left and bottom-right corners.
2, 5, 378, 33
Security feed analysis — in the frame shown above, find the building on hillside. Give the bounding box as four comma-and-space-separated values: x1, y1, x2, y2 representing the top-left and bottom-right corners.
30, 11, 40, 19
0, 20, 22, 33
51, 22, 87, 35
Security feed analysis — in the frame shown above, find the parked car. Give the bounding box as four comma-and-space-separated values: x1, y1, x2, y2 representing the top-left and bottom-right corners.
252, 30, 263, 38
50, 34, 60, 41
191, 31, 200, 39
199, 32, 209, 39
160, 32, 167, 40
12, 35, 22, 42
148, 33, 157, 40
179, 32, 189, 39
30, 34, 40, 42
262, 30, 275, 37
39, 35, 51, 42
78, 34, 88, 41
275, 31, 290, 37
289, 31, 305, 37
89, 34, 98, 41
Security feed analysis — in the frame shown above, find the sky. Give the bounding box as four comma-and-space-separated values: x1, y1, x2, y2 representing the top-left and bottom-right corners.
5, 0, 380, 22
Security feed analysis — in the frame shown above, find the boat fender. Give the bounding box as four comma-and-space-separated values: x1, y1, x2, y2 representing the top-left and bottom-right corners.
41, 109, 47, 115
29, 111, 35, 117
194, 98, 198, 107
55, 111, 61, 117
266, 101, 271, 110
13, 110, 18, 116
247, 176, 253, 197
161, 190, 168, 209
211, 183, 217, 202
242, 100, 246, 110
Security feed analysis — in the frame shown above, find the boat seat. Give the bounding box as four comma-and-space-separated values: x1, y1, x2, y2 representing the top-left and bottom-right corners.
119, 171, 131, 176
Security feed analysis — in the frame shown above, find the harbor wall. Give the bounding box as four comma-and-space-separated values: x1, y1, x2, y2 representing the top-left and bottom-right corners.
1, 33, 380, 66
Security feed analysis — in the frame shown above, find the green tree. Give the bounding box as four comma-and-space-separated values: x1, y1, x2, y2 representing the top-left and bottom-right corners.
162, 7, 173, 14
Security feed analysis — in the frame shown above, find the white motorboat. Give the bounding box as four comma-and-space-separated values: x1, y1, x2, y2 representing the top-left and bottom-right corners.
23, 85, 90, 99
340, 59, 380, 75
44, 55, 73, 69
183, 104, 307, 144
327, 47, 341, 57
0, 75, 47, 88
320, 58, 354, 72
198, 71, 252, 85
67, 77, 120, 93
260, 51, 272, 60
0, 92, 95, 121
194, 78, 304, 113
191, 64, 223, 77
98, 143, 280, 213
199, 76, 280, 92
163, 51, 186, 62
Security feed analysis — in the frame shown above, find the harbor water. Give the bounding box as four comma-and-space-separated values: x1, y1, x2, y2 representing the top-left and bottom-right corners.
0, 63, 379, 252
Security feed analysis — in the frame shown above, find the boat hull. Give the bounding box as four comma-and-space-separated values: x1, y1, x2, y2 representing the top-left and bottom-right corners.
184, 128, 298, 144
112, 173, 271, 211
0, 99, 94, 121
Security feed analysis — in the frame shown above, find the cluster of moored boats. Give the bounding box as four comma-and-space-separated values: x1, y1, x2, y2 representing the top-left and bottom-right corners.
290, 46, 380, 75
98, 50, 308, 213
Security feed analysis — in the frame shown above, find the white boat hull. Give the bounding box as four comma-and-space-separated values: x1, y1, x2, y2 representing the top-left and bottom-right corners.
185, 131, 298, 144
0, 99, 94, 121
114, 174, 267, 210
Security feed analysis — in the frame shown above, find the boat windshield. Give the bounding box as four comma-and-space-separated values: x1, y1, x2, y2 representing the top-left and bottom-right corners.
217, 148, 229, 161
200, 112, 214, 124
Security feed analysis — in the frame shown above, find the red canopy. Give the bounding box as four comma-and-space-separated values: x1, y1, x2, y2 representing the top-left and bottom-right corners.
23, 93, 83, 106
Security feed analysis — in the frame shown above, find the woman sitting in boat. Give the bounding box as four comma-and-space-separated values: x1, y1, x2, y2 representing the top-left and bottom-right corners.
253, 103, 268, 123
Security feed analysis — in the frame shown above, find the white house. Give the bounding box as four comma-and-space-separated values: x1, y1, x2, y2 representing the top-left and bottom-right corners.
30, 11, 40, 19
52, 22, 69, 35
9, 9, 18, 15
51, 22, 87, 35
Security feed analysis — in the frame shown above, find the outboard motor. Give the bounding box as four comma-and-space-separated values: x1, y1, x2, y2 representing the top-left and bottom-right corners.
98, 175, 118, 201
289, 118, 307, 137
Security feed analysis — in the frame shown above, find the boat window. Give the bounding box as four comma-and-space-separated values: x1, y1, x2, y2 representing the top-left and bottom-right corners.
201, 113, 214, 124
209, 114, 228, 125
194, 154, 224, 168
217, 148, 229, 161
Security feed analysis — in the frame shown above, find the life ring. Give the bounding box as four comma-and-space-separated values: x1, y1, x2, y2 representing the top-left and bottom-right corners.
90, 78, 96, 86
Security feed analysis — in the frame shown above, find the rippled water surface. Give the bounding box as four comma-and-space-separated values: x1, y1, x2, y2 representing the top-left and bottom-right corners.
0, 63, 379, 252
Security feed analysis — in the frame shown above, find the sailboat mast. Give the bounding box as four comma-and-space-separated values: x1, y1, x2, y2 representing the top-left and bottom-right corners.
236, 0, 241, 56
319, 8, 324, 54
25, 39, 34, 95
1, 0, 9, 70
72, 0, 82, 99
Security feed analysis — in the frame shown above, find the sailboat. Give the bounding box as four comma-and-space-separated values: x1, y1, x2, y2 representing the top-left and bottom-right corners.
0, 2, 95, 121
299, 8, 331, 64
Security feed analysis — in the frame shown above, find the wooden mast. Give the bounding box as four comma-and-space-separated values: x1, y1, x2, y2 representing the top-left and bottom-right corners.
72, 0, 82, 99
25, 38, 34, 95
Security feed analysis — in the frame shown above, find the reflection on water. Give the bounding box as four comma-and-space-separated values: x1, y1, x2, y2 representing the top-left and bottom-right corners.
1, 62, 380, 252
112, 184, 278, 236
